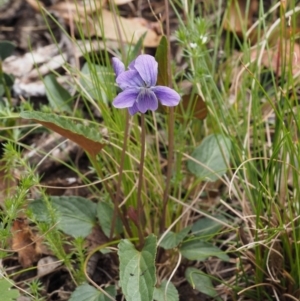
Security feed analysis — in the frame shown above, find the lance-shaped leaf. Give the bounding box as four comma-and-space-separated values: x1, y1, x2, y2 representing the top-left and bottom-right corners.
128, 32, 148, 63
180, 239, 229, 262
191, 215, 228, 239
44, 74, 72, 113
20, 111, 106, 156
118, 235, 157, 301
155, 36, 168, 86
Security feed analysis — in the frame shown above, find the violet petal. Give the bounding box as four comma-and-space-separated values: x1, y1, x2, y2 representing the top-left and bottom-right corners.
112, 57, 125, 77
112, 89, 139, 108
128, 102, 139, 115
136, 90, 158, 113
152, 86, 181, 106
128, 59, 136, 70
116, 70, 144, 90
133, 55, 158, 87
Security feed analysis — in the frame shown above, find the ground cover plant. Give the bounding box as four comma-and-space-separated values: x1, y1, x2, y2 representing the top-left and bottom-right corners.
1, 0, 300, 300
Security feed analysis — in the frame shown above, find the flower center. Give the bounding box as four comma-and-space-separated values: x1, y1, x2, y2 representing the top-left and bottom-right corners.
143, 81, 150, 88
137, 88, 151, 103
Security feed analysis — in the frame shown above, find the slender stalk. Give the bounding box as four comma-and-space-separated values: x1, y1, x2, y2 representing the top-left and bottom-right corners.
110, 112, 133, 238
109, 0, 130, 239
136, 114, 146, 247
109, 1, 132, 239
160, 0, 175, 233
89, 154, 132, 237
160, 109, 174, 232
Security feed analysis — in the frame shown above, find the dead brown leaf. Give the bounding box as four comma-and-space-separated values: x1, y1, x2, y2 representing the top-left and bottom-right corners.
252, 39, 300, 77
175, 94, 208, 121
223, 0, 259, 38
11, 219, 42, 268
37, 256, 62, 277
50, 2, 160, 47
268, 240, 283, 280
0, 161, 17, 208
84, 224, 108, 251
97, 10, 161, 47
127, 206, 139, 228
31, 119, 105, 157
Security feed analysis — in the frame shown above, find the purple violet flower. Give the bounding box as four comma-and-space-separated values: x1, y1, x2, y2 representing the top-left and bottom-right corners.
112, 54, 180, 115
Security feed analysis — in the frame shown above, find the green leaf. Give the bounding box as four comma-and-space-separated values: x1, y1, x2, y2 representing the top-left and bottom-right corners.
0, 41, 15, 60
191, 216, 228, 239
69, 283, 116, 301
29, 196, 97, 238
153, 280, 179, 301
0, 278, 20, 301
180, 240, 229, 262
127, 32, 147, 63
118, 234, 157, 301
97, 202, 123, 237
185, 268, 220, 300
3, 73, 14, 87
80, 63, 115, 104
20, 111, 106, 156
159, 226, 191, 250
0, 84, 4, 96
0, 73, 14, 97
44, 74, 72, 113
187, 134, 231, 182
155, 36, 168, 86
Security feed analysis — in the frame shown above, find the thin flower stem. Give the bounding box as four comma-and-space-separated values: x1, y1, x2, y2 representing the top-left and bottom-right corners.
109, 2, 130, 238
160, 109, 174, 232
110, 112, 133, 238
160, 0, 174, 233
136, 114, 146, 247
89, 154, 132, 238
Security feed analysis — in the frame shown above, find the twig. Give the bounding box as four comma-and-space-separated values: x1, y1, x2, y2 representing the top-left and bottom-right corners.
160, 0, 175, 233
136, 114, 146, 247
